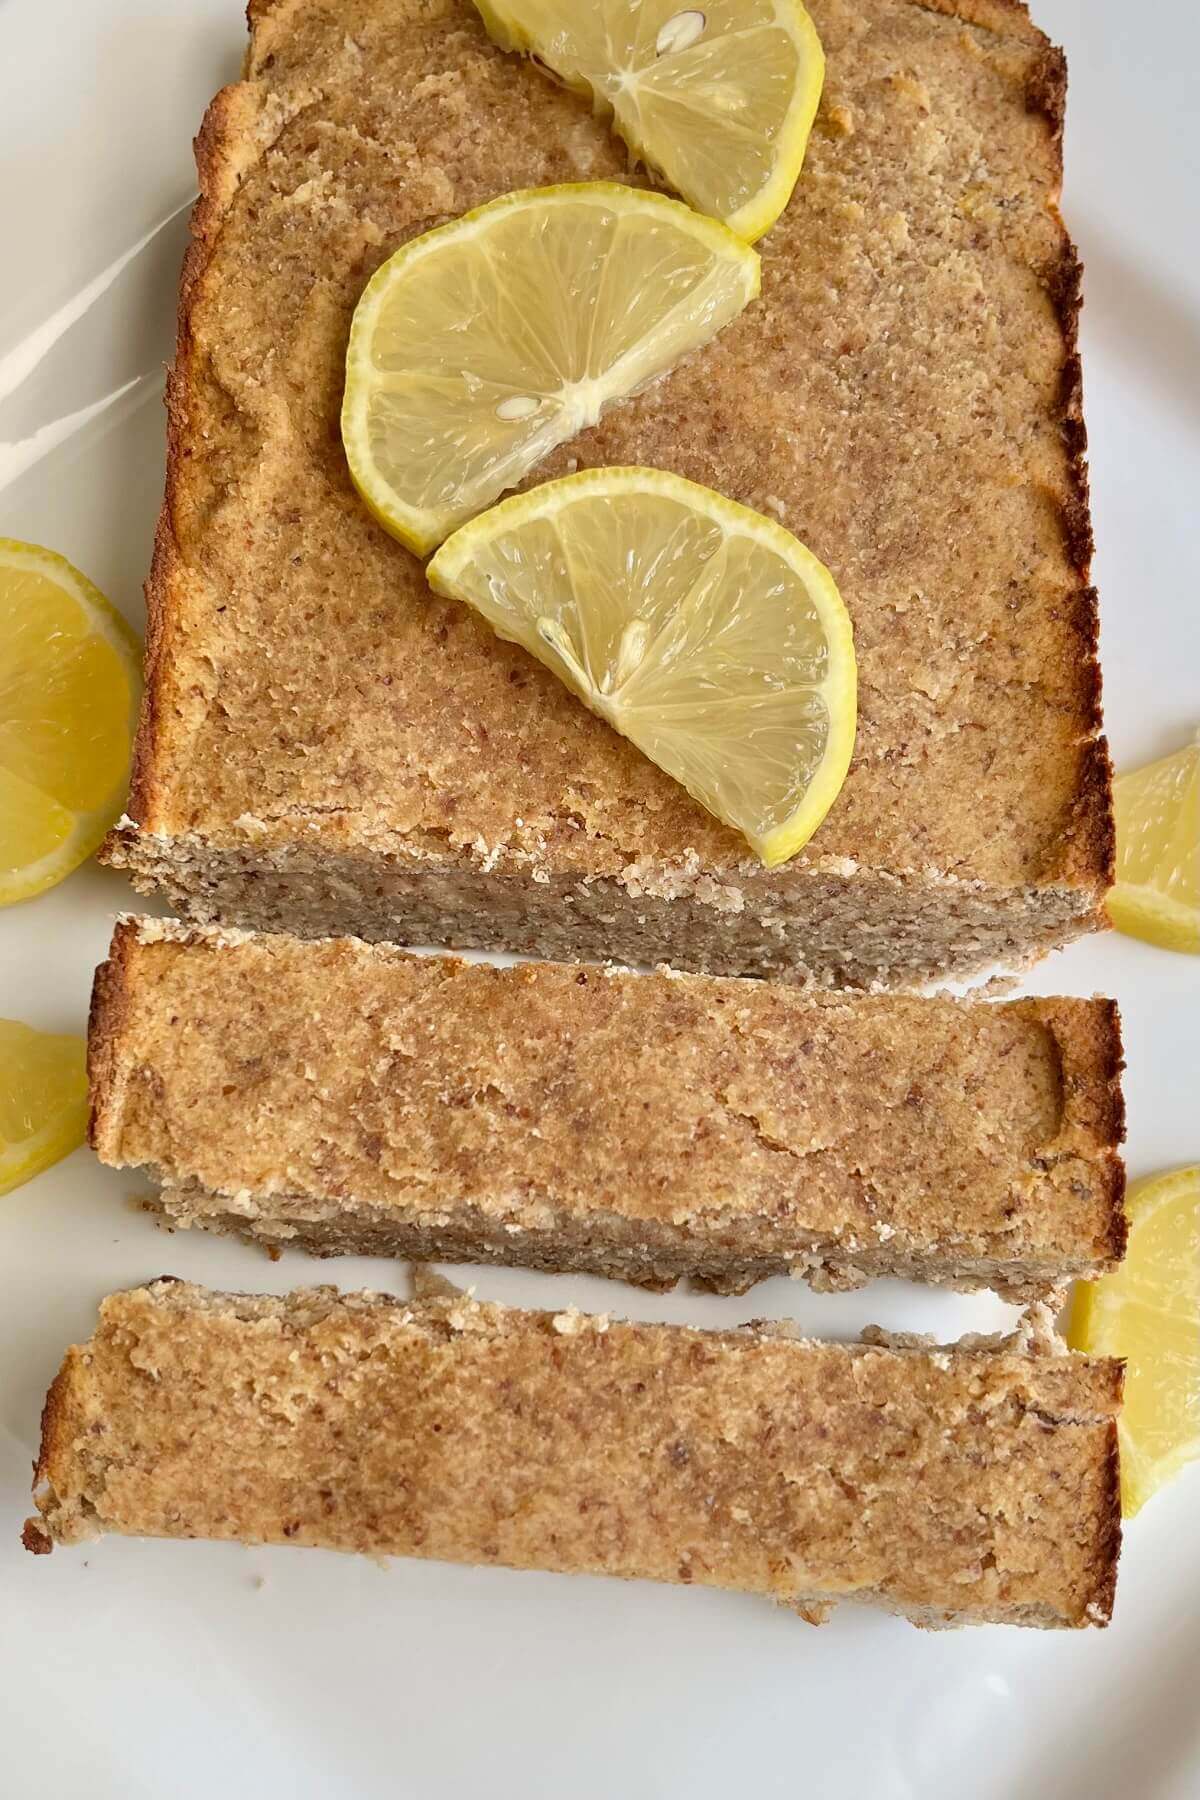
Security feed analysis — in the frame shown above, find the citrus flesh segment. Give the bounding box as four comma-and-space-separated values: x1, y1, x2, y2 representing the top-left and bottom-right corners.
0, 539, 141, 905
1108, 737, 1199, 952
472, 0, 825, 241
0, 1019, 88, 1197
341, 184, 759, 554
1068, 1165, 1200, 1518
427, 467, 856, 865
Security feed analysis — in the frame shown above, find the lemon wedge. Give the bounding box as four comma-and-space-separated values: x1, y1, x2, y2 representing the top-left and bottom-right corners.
472, 0, 824, 241
427, 466, 856, 865
0, 539, 140, 905
1108, 737, 1199, 952
0, 1019, 88, 1197
1068, 1165, 1200, 1518
341, 183, 759, 554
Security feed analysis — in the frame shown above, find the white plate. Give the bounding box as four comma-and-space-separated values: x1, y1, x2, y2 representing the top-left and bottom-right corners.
1, 3, 1197, 1795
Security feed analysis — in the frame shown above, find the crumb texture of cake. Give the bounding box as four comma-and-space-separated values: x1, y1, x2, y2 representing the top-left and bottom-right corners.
89, 921, 1126, 1297
26, 1281, 1122, 1629
103, 0, 1111, 987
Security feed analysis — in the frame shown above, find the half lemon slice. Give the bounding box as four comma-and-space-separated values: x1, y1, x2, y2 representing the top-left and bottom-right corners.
1108, 736, 1199, 953
427, 466, 856, 865
472, 0, 825, 241
341, 183, 759, 554
0, 1020, 88, 1197
1068, 1165, 1200, 1518
0, 539, 140, 905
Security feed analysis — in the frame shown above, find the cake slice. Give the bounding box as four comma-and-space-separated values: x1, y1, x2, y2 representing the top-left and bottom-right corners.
102, 0, 1111, 988
24, 1280, 1122, 1629
88, 919, 1126, 1298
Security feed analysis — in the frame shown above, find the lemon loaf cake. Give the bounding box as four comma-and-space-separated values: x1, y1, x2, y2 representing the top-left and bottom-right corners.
89, 919, 1126, 1297
25, 1280, 1122, 1628
101, 0, 1111, 987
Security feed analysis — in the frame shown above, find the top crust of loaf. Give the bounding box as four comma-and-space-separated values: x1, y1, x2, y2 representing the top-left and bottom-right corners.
112, 0, 1111, 911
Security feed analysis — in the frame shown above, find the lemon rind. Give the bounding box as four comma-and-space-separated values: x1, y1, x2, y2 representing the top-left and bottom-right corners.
1067, 1165, 1200, 1517
0, 537, 141, 667
0, 1022, 88, 1198
0, 802, 127, 906
428, 465, 856, 868
1109, 740, 1199, 952
341, 183, 760, 556
470, 0, 826, 243
0, 540, 141, 907
0, 1107, 88, 1198
1107, 883, 1200, 953
721, 4, 826, 243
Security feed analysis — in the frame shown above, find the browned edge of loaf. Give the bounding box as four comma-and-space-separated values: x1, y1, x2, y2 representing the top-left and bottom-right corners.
22, 1358, 79, 1554
22, 1281, 1125, 1631
86, 922, 137, 1161
85, 919, 1129, 1289
104, 0, 1112, 909
85, 928, 127, 1152
907, 1, 1112, 899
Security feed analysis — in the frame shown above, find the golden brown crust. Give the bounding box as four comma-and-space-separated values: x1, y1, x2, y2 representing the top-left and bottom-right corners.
911, 0, 1046, 40
1089, 1424, 1125, 1627
85, 920, 135, 1159
25, 1280, 1123, 1627
91, 919, 1127, 1295
126, 83, 268, 832
23, 1360, 81, 1554
1086, 1002, 1128, 1262
1015, 43, 1112, 899
1069, 724, 1118, 893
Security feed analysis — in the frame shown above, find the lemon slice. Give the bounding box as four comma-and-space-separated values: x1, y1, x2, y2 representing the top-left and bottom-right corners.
341, 183, 759, 555
1108, 737, 1199, 952
0, 540, 140, 905
427, 466, 856, 865
0, 1020, 88, 1197
1068, 1166, 1200, 1518
473, 0, 824, 241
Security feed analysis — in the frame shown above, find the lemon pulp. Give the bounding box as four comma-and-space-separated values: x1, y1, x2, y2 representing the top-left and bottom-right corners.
472, 0, 825, 240
1068, 1165, 1200, 1518
0, 1020, 88, 1197
1109, 737, 1199, 952
341, 183, 759, 554
428, 466, 856, 865
0, 539, 141, 905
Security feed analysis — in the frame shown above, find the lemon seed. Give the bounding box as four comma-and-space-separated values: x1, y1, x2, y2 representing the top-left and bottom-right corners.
495, 395, 542, 421
656, 10, 706, 56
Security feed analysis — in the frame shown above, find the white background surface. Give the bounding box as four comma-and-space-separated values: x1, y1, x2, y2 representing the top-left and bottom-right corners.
1, 2, 1198, 1795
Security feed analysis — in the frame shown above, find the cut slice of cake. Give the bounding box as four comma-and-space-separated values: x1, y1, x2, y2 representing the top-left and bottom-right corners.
89, 919, 1126, 1298
102, 0, 1111, 987
25, 1280, 1123, 1629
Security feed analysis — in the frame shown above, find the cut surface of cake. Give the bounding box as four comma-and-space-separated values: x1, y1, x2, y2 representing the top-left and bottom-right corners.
89, 919, 1126, 1297
26, 1280, 1122, 1629
102, 0, 1110, 986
